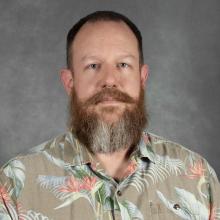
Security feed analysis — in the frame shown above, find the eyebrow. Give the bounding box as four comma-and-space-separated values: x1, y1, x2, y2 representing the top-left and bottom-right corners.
80, 55, 99, 62
118, 54, 136, 60
80, 54, 136, 62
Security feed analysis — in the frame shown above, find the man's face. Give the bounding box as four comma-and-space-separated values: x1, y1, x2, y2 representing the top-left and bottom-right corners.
71, 21, 148, 121
61, 20, 149, 153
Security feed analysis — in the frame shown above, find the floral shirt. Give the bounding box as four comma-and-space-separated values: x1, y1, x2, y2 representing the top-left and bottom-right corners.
0, 130, 219, 220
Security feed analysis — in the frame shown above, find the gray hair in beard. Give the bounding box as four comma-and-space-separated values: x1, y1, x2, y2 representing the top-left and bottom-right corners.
68, 87, 148, 154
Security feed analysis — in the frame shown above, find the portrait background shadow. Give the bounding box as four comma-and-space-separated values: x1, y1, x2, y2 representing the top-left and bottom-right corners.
0, 0, 219, 177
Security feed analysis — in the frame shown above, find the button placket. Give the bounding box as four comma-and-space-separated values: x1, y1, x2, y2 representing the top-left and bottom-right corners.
115, 186, 124, 203
117, 190, 122, 196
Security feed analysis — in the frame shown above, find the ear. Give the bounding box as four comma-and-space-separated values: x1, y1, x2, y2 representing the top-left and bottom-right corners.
140, 64, 149, 89
60, 68, 74, 96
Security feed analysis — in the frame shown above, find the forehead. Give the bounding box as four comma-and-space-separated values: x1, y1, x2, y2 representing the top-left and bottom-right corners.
71, 20, 139, 62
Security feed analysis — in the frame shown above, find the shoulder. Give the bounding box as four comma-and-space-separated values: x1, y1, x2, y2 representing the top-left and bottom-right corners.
0, 131, 72, 173
146, 130, 202, 159
0, 131, 79, 201
145, 130, 219, 182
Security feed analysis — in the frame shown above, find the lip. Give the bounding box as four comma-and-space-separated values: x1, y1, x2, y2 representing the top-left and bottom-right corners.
102, 97, 116, 101
99, 100, 121, 105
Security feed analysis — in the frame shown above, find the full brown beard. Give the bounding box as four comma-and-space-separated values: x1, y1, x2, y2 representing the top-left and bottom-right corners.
68, 85, 148, 154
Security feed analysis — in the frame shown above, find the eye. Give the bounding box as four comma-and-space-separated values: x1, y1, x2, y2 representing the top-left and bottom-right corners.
118, 63, 129, 68
88, 63, 99, 69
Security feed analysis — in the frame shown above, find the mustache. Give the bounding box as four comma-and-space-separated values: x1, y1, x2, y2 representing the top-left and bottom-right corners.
82, 88, 136, 107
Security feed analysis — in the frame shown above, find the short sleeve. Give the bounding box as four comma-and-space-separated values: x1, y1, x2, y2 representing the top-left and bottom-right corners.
204, 159, 220, 218
0, 163, 19, 219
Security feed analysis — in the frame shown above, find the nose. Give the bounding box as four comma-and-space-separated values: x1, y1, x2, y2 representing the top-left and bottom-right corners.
99, 64, 119, 89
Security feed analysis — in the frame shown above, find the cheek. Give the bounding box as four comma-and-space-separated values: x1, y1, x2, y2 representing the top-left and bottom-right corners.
74, 79, 95, 101
123, 78, 141, 99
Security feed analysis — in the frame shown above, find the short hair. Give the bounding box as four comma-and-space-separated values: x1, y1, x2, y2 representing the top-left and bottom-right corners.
66, 10, 144, 69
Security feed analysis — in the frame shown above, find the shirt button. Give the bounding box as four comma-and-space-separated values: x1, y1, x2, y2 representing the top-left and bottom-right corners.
173, 204, 180, 210
117, 190, 122, 196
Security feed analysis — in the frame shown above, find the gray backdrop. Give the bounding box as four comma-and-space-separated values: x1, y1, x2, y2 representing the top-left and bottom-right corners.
0, 0, 220, 177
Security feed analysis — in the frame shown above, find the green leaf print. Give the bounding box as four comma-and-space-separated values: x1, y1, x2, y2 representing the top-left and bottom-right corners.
157, 187, 210, 220
42, 151, 72, 170
118, 200, 144, 220
94, 181, 111, 205
0, 213, 11, 220
37, 174, 97, 213
18, 209, 50, 220
3, 160, 25, 197
54, 191, 90, 210
71, 166, 91, 179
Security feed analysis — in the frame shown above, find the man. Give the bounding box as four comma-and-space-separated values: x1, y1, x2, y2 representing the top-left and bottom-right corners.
0, 11, 219, 220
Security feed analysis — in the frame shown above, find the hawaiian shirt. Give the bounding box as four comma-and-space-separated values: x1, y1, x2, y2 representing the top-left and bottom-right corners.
0, 129, 219, 220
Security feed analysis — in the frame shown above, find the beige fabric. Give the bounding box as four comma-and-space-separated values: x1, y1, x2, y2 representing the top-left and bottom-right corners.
0, 130, 219, 219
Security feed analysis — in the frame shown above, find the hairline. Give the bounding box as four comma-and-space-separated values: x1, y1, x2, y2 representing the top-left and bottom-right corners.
67, 19, 144, 71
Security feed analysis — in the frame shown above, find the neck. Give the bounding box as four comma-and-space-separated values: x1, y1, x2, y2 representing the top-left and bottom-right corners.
94, 146, 135, 181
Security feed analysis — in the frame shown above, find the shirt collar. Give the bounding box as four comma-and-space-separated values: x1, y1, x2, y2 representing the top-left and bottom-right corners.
137, 132, 156, 163
61, 129, 156, 166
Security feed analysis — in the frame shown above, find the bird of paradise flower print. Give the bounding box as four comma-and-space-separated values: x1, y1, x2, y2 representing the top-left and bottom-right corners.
0, 160, 50, 220
0, 185, 10, 204
1, 131, 220, 219
185, 159, 208, 201
59, 175, 97, 192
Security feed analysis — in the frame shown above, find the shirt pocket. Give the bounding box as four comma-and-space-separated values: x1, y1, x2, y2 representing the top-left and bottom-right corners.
149, 202, 178, 220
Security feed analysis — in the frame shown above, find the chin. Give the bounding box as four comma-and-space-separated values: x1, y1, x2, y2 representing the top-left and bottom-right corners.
95, 103, 123, 114
104, 116, 120, 123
